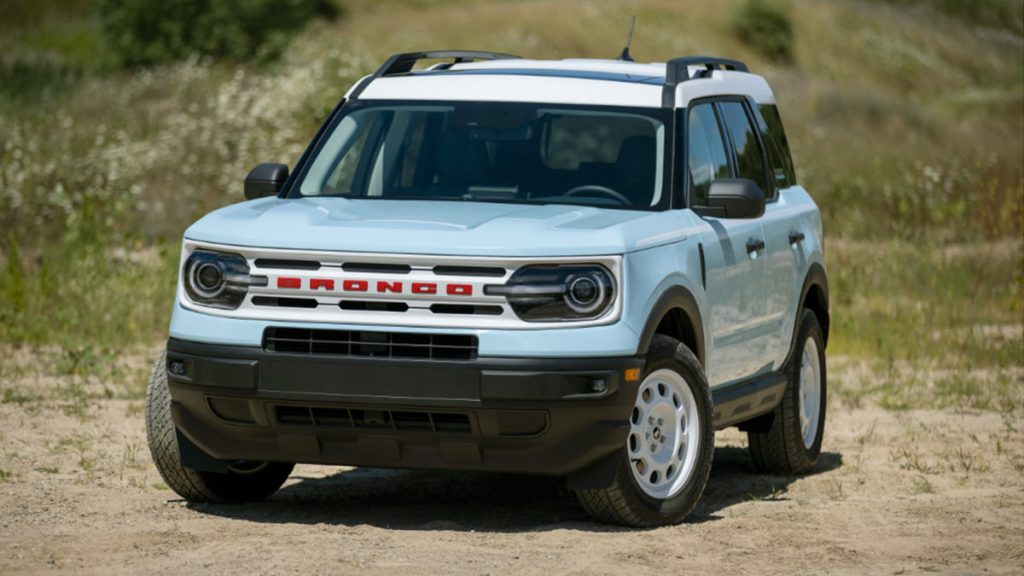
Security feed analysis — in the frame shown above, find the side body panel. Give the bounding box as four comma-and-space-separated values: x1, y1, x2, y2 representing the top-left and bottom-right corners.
760, 185, 825, 369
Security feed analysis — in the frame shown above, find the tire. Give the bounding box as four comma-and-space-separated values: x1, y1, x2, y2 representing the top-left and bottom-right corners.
145, 349, 293, 503
748, 308, 827, 475
575, 335, 715, 527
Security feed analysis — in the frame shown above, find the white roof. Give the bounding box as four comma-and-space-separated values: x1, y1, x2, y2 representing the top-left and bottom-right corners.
351, 58, 775, 108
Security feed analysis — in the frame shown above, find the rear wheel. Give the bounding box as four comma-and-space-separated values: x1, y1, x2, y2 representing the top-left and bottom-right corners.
575, 335, 714, 527
146, 349, 293, 503
748, 309, 827, 474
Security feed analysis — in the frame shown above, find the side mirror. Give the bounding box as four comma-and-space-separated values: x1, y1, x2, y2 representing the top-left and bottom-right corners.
695, 178, 766, 219
244, 163, 289, 200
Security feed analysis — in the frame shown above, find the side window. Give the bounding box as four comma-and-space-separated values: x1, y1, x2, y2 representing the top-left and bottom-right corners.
757, 104, 797, 187
718, 101, 771, 198
686, 104, 730, 206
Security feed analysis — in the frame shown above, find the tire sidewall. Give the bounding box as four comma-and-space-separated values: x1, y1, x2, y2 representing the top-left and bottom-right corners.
785, 310, 827, 465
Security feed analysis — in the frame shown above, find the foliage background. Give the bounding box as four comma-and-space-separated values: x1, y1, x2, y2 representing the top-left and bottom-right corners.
0, 0, 1021, 411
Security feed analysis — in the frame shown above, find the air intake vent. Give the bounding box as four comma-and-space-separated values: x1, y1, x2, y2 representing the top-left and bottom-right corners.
273, 405, 471, 433
252, 296, 319, 308
432, 265, 506, 277
342, 263, 412, 274
263, 327, 478, 360
430, 304, 503, 316
254, 258, 321, 270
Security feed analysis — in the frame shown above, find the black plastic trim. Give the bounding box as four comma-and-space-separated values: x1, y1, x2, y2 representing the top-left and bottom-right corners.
636, 285, 705, 366
711, 372, 787, 428
663, 56, 750, 108
698, 242, 707, 290
783, 263, 830, 367
165, 338, 644, 478
373, 50, 521, 77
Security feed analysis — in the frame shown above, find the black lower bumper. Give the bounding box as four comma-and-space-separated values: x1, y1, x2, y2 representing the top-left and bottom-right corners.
165, 338, 644, 478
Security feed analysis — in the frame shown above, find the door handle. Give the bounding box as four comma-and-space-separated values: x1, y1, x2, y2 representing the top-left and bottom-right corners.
789, 231, 806, 245
746, 238, 766, 254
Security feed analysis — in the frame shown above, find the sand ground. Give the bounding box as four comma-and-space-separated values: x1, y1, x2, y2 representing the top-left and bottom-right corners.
0, 353, 1022, 575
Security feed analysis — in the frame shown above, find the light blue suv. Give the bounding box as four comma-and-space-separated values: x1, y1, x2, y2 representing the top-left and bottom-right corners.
146, 51, 829, 527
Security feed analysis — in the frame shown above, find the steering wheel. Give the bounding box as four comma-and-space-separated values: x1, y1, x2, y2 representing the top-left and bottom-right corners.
563, 185, 631, 205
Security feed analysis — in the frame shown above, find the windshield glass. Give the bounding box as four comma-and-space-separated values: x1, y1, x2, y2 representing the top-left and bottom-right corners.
294, 101, 670, 210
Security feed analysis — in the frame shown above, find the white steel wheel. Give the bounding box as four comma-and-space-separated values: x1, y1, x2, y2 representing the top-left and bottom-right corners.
574, 335, 714, 527
798, 337, 822, 449
627, 368, 702, 500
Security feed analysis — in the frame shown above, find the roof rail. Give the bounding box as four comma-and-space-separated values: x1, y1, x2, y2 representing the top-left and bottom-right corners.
662, 56, 750, 107
374, 50, 522, 77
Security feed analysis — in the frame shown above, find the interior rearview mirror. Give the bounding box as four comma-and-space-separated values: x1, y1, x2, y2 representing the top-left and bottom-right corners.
244, 163, 289, 200
694, 178, 766, 219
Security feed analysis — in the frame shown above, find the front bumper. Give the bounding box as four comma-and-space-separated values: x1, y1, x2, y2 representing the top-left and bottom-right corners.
166, 338, 644, 477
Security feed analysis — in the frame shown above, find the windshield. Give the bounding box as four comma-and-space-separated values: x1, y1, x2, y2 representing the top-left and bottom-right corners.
293, 101, 670, 210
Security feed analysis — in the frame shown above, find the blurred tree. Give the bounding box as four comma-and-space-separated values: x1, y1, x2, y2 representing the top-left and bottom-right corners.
99, 0, 338, 67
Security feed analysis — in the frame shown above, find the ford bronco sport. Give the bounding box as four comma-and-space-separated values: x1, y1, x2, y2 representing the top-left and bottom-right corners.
146, 50, 829, 527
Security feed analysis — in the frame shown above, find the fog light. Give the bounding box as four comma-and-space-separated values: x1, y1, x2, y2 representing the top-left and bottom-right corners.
590, 378, 608, 394
168, 360, 187, 376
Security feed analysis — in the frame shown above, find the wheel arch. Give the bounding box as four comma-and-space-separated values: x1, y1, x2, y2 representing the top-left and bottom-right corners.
636, 285, 705, 367
800, 262, 830, 346
781, 262, 830, 370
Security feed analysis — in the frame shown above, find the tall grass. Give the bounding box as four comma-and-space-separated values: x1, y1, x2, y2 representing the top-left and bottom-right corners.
0, 0, 1021, 389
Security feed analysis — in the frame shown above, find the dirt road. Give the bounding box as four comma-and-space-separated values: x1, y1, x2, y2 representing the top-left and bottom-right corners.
1, 354, 1022, 575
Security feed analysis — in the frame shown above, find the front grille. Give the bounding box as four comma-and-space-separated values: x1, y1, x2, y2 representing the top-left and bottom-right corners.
273, 404, 472, 433
263, 327, 478, 360
252, 296, 319, 308
254, 258, 321, 270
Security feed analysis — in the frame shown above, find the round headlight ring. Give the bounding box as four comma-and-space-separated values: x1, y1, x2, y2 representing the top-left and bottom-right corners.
565, 273, 608, 314
189, 260, 226, 298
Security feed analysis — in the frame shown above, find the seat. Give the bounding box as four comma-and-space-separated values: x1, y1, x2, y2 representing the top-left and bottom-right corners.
433, 128, 490, 192
615, 135, 657, 207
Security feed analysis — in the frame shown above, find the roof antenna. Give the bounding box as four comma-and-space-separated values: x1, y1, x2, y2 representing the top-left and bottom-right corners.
618, 16, 636, 62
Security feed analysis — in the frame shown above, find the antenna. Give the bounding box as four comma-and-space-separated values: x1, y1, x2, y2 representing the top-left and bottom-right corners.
618, 16, 636, 62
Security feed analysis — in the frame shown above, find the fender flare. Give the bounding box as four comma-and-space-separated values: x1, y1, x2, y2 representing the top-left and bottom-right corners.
635, 285, 705, 366
782, 262, 830, 368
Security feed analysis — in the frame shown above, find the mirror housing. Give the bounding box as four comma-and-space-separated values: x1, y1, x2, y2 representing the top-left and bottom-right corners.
244, 163, 289, 200
694, 178, 766, 219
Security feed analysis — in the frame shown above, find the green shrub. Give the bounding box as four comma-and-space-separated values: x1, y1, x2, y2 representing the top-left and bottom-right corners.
731, 0, 794, 62
98, 0, 336, 67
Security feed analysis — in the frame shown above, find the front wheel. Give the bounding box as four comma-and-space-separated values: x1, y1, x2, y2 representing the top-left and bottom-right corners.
145, 349, 294, 503
575, 335, 715, 527
748, 308, 827, 474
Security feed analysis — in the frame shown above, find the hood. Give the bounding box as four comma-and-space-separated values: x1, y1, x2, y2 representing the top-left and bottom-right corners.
184, 197, 690, 257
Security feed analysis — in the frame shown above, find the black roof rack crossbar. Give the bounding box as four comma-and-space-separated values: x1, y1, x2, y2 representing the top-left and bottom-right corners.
662, 55, 750, 107
373, 50, 522, 78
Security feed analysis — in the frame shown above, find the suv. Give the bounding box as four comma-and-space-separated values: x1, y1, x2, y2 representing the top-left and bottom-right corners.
146, 51, 829, 527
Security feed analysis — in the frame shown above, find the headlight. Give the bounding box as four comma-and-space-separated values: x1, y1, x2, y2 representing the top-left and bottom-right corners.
484, 265, 615, 322
183, 251, 267, 309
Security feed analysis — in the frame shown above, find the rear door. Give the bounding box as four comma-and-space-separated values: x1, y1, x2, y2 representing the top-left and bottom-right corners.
686, 101, 769, 386
751, 102, 803, 370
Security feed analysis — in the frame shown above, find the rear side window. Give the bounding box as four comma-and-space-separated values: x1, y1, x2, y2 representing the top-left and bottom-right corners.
757, 104, 797, 188
718, 101, 771, 198
686, 103, 730, 206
